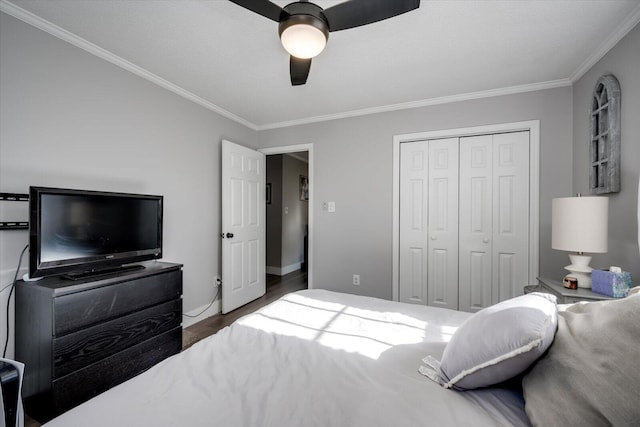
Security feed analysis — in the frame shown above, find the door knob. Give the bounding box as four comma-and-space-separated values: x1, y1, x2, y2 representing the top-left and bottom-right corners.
483, 238, 490, 243
430, 236, 437, 240
220, 232, 234, 238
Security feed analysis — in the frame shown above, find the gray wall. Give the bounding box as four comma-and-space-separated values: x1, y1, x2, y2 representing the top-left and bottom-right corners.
266, 155, 283, 268
572, 22, 640, 279
258, 88, 574, 299
0, 12, 257, 356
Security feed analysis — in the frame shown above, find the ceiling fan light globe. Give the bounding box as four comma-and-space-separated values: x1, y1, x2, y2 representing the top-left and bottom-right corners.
280, 24, 327, 59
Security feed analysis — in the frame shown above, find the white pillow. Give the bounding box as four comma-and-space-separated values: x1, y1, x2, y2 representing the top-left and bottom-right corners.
419, 293, 557, 390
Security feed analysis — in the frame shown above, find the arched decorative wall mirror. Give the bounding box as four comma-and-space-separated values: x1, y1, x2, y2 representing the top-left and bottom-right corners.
590, 74, 621, 194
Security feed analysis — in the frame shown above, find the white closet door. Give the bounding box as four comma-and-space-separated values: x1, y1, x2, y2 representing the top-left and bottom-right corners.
459, 132, 530, 312
459, 135, 494, 312
427, 138, 459, 310
399, 139, 458, 308
492, 132, 530, 302
399, 141, 429, 304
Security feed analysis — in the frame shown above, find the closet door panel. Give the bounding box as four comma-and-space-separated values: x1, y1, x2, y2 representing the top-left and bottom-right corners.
427, 138, 459, 310
492, 131, 530, 303
459, 135, 493, 312
468, 251, 492, 311
399, 142, 429, 304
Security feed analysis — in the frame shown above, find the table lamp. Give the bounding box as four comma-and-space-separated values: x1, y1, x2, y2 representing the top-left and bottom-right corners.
552, 195, 608, 288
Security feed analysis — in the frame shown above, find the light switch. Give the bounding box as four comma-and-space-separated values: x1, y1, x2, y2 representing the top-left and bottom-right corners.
284, 206, 289, 214
327, 201, 336, 213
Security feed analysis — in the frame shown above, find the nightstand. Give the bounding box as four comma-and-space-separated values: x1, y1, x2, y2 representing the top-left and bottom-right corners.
532, 277, 613, 304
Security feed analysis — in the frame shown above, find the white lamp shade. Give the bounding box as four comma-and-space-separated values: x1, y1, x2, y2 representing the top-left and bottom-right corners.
280, 24, 327, 59
552, 196, 608, 253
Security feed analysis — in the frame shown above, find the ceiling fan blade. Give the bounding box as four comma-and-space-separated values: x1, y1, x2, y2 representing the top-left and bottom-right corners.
322, 0, 420, 32
290, 56, 312, 86
228, 0, 285, 22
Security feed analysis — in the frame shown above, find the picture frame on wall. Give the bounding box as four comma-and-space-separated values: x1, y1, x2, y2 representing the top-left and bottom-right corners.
299, 175, 309, 201
266, 183, 272, 205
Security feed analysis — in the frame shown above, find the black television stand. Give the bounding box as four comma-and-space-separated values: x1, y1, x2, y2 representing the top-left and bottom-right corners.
16, 261, 183, 422
62, 263, 145, 281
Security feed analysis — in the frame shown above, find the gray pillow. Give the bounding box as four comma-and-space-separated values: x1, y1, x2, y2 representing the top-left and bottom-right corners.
523, 293, 640, 426
420, 293, 557, 390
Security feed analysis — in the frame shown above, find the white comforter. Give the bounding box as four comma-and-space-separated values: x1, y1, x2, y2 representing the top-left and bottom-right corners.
45, 289, 530, 426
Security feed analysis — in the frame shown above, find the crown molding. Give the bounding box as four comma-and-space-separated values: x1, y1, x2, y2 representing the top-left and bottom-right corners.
0, 0, 258, 130
570, 2, 640, 82
2, 0, 635, 132
255, 79, 572, 130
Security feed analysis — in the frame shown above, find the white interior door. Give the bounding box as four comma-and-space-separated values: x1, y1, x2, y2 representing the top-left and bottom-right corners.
221, 140, 266, 314
427, 138, 459, 309
393, 121, 539, 306
459, 132, 530, 312
399, 141, 429, 304
399, 138, 458, 308
459, 135, 494, 312
491, 131, 530, 302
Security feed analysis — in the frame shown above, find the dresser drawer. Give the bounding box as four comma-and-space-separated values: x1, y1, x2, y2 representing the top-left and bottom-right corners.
53, 298, 182, 378
53, 270, 182, 336
52, 327, 182, 413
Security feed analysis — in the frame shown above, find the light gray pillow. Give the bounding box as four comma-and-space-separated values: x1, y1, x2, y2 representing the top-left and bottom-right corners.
523, 294, 640, 426
420, 293, 557, 390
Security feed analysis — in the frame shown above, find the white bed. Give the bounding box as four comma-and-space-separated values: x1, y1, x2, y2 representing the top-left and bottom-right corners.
43, 289, 530, 426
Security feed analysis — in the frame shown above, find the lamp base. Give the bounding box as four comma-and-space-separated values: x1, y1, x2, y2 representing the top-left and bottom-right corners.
564, 254, 593, 289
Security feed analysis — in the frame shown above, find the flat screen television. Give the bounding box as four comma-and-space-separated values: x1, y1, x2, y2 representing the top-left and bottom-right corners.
29, 186, 163, 279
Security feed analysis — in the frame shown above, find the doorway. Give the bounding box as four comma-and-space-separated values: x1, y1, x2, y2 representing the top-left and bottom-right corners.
392, 121, 540, 308
260, 144, 313, 289
398, 131, 531, 312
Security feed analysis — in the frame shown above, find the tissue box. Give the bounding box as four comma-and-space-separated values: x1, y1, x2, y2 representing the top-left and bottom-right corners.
592, 269, 632, 298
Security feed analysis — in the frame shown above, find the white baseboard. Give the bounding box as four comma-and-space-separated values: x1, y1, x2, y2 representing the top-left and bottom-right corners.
182, 299, 221, 328
183, 261, 302, 327
266, 266, 280, 275
266, 262, 301, 276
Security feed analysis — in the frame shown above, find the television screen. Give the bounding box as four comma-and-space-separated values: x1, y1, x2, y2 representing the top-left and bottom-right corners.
30, 187, 163, 278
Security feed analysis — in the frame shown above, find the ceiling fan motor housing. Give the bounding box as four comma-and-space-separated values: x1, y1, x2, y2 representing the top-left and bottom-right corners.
278, 2, 329, 42
229, 0, 421, 84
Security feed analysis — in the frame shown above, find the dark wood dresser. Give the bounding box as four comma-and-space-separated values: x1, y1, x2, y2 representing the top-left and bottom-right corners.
15, 261, 183, 422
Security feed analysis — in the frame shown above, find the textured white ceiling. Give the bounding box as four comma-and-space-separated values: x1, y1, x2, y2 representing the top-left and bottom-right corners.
5, 0, 640, 129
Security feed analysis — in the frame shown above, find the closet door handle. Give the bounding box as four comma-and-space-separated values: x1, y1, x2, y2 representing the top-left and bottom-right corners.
482, 238, 490, 243
430, 236, 437, 240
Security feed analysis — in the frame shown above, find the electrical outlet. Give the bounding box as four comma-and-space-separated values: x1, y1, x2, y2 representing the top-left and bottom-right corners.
353, 274, 360, 286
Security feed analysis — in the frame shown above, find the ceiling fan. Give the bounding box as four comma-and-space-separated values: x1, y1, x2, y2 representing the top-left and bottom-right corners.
229, 0, 421, 86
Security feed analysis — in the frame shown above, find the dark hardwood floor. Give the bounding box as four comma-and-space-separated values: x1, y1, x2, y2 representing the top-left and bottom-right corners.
182, 270, 308, 349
